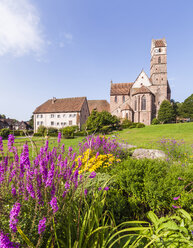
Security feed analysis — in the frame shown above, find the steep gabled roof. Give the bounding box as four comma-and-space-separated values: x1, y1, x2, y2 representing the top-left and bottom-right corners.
110, 83, 133, 95
88, 100, 110, 113
132, 86, 153, 96
33, 97, 87, 114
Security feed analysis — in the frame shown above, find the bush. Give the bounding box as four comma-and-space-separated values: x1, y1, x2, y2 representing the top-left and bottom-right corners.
136, 123, 145, 128
47, 127, 58, 137
0, 128, 10, 138
33, 132, 42, 137
99, 125, 112, 134
62, 126, 75, 139
37, 125, 47, 136
152, 118, 160, 125
121, 119, 133, 129
109, 158, 193, 221
128, 123, 137, 129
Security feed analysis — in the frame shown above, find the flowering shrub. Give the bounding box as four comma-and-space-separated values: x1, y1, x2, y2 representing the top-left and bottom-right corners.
76, 136, 124, 172
158, 138, 189, 162
0, 134, 126, 247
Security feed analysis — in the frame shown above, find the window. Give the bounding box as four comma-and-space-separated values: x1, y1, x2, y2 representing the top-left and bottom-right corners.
63, 114, 65, 117
51, 121, 54, 126
69, 114, 72, 117
57, 122, 59, 126
159, 48, 161, 52
141, 96, 146, 110
123, 96, 125, 103
37, 121, 39, 125
61, 122, 63, 126
57, 115, 60, 118
134, 98, 137, 111
51, 114, 54, 118
73, 114, 76, 117
40, 114, 43, 118
69, 120, 72, 126
41, 121, 43, 125
37, 115, 39, 118
126, 113, 128, 119
115, 96, 117, 103
158, 56, 161, 64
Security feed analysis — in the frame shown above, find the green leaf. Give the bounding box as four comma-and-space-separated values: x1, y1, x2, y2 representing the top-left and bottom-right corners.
17, 226, 35, 248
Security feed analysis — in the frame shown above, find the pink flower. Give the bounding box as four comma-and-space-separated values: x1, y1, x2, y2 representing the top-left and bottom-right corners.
172, 205, 181, 209
173, 196, 180, 200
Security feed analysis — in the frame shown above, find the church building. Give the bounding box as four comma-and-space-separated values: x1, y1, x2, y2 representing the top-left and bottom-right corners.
110, 38, 171, 125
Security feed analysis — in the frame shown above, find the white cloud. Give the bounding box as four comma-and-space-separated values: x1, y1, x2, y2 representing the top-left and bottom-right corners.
0, 0, 44, 57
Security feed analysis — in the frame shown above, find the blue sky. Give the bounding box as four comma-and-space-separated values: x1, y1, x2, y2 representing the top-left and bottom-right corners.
0, 0, 193, 121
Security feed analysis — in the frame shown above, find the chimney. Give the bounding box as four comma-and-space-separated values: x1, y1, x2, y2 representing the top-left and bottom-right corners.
52, 97, 56, 104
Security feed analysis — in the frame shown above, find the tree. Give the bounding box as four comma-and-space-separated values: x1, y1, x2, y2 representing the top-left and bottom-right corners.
0, 114, 6, 119
178, 94, 193, 118
29, 115, 34, 129
171, 99, 179, 122
86, 110, 120, 131
158, 100, 175, 123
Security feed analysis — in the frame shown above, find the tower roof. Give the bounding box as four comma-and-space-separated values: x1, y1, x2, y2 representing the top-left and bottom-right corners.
155, 39, 166, 47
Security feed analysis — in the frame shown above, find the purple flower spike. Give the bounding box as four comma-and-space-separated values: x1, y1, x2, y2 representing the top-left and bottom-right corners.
104, 187, 109, 191
89, 171, 96, 178
84, 189, 88, 196
98, 187, 102, 191
0, 230, 19, 248
0, 136, 3, 152
9, 202, 21, 233
173, 196, 180, 200
50, 197, 59, 213
38, 217, 47, 235
57, 132, 62, 143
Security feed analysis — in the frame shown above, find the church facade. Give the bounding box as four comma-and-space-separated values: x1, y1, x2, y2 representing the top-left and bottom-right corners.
110, 38, 171, 125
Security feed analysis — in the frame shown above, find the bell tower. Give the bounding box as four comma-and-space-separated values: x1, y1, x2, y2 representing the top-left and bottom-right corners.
150, 38, 167, 85
149, 38, 170, 114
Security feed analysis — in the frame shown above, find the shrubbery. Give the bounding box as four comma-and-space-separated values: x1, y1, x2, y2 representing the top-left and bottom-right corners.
151, 118, 160, 125
0, 128, 10, 138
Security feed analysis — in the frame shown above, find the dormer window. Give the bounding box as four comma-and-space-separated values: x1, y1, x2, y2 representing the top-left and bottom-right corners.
115, 96, 117, 103
123, 96, 125, 103
158, 57, 161, 63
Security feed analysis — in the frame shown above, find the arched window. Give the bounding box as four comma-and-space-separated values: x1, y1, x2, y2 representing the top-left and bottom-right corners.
141, 95, 146, 110
123, 95, 125, 103
158, 56, 161, 64
115, 96, 117, 103
134, 97, 137, 111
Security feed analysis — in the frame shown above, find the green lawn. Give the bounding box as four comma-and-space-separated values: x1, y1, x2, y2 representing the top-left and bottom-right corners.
111, 122, 193, 149
2, 136, 84, 158
2, 122, 193, 156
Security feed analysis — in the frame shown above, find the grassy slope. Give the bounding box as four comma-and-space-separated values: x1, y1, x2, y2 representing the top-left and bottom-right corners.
111, 122, 193, 149
2, 122, 193, 155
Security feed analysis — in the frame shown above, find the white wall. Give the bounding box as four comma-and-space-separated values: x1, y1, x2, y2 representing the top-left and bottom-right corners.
34, 112, 78, 132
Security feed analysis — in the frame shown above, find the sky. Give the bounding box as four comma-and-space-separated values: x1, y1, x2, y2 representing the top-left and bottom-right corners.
0, 0, 193, 121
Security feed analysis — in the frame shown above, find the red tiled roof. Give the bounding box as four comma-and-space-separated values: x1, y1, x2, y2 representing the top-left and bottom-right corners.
132, 86, 153, 96
88, 100, 110, 113
33, 97, 86, 113
110, 83, 133, 95
155, 39, 166, 47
